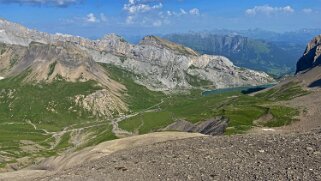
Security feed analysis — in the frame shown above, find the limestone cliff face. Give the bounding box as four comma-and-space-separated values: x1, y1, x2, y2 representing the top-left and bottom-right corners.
296, 34, 321, 73
91, 35, 274, 90
0, 18, 274, 90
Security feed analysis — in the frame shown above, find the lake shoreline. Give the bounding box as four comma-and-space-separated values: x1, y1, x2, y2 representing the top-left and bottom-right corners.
202, 84, 276, 96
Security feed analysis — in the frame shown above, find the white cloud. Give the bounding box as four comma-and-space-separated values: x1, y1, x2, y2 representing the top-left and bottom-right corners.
123, 0, 201, 27
246, 5, 294, 16
167, 8, 201, 17
100, 13, 107, 22
180, 8, 187, 15
123, 0, 164, 26
86, 13, 97, 23
83, 13, 107, 23
189, 8, 200, 15
283, 6, 294, 13
302, 8, 313, 14
124, 0, 163, 14
126, 16, 134, 24
0, 0, 81, 7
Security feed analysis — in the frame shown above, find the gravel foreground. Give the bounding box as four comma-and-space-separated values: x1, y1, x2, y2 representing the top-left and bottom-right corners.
38, 130, 321, 181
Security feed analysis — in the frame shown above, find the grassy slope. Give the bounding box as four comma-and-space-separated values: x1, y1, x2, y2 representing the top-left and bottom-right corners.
0, 73, 116, 167
100, 64, 165, 112
119, 83, 306, 135
0, 64, 166, 168
0, 74, 101, 132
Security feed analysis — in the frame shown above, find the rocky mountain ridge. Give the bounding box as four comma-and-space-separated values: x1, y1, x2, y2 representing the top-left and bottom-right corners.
91, 36, 274, 90
296, 34, 321, 73
0, 41, 128, 117
0, 18, 274, 90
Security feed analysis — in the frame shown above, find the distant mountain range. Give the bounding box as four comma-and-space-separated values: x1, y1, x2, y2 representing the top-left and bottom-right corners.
0, 18, 274, 91
124, 29, 321, 45
163, 32, 307, 76
194, 28, 321, 45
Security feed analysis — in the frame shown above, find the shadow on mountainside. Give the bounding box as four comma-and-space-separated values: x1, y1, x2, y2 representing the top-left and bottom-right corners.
308, 78, 321, 88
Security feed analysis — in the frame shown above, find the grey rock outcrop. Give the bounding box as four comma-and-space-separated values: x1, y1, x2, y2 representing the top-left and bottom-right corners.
296, 34, 321, 73
164, 117, 229, 136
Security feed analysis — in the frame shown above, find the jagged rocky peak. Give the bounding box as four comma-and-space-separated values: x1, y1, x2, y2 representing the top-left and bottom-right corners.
0, 18, 21, 29
191, 54, 234, 68
296, 34, 321, 73
305, 34, 321, 55
95, 33, 132, 55
139, 35, 199, 56
0, 18, 52, 46
101, 33, 127, 42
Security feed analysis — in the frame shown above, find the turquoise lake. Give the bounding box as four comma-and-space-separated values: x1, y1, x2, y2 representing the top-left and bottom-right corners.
202, 84, 276, 96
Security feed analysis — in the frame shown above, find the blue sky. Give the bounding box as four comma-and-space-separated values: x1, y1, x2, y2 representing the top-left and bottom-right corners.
0, 0, 320, 39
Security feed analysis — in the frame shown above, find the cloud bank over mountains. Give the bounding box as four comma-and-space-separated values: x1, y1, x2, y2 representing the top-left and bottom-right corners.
123, 0, 200, 27
245, 5, 294, 16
